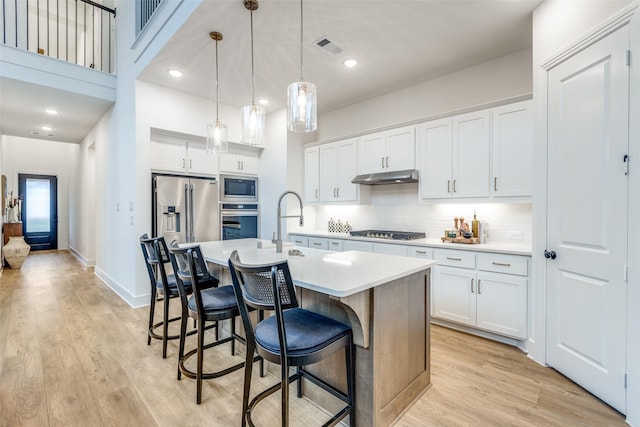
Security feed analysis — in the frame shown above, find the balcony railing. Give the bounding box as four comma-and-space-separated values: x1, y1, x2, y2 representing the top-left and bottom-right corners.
136, 0, 161, 35
1, 0, 116, 74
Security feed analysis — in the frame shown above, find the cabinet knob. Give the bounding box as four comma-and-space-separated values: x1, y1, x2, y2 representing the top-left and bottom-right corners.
544, 250, 557, 260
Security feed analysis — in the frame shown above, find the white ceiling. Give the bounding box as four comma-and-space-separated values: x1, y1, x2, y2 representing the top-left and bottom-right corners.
0, 0, 541, 145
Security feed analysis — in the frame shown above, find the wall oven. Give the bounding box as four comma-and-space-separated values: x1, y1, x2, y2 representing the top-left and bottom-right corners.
220, 203, 259, 240
219, 174, 258, 203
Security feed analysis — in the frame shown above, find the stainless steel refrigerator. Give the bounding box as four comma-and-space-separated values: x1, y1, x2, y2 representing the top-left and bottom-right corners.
152, 174, 220, 244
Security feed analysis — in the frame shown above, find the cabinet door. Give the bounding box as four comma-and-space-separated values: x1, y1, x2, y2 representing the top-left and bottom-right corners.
150, 138, 187, 173
432, 266, 476, 326
476, 272, 528, 339
491, 101, 533, 197
219, 151, 240, 173
386, 126, 415, 171
239, 151, 259, 175
187, 141, 217, 176
319, 144, 339, 201
304, 147, 320, 202
308, 237, 328, 250
336, 139, 358, 201
418, 119, 453, 199
452, 111, 490, 198
358, 132, 386, 174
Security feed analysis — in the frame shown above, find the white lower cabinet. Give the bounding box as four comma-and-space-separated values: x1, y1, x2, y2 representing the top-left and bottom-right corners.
432, 249, 529, 339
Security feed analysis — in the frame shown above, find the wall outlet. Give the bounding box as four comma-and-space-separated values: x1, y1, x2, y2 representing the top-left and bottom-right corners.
507, 231, 523, 241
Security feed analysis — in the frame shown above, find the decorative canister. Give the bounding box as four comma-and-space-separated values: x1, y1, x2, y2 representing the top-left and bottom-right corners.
344, 221, 352, 234
336, 219, 344, 233
328, 218, 336, 233
4, 236, 31, 268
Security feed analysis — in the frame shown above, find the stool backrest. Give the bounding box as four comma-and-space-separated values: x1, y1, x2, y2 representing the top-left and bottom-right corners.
228, 250, 299, 351
140, 234, 171, 292
168, 245, 207, 312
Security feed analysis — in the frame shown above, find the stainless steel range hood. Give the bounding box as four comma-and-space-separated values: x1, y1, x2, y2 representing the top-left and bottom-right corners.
351, 169, 419, 185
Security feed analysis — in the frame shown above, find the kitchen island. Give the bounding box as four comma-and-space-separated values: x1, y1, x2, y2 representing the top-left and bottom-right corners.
198, 238, 437, 427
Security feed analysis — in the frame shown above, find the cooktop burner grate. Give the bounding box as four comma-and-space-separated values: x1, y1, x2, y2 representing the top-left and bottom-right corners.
349, 230, 426, 240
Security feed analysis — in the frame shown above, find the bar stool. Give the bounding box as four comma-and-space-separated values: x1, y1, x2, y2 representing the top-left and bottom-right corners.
140, 234, 189, 358
228, 250, 355, 427
168, 245, 246, 404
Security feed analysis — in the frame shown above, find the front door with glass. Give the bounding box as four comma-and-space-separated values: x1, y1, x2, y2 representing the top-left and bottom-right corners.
18, 174, 58, 250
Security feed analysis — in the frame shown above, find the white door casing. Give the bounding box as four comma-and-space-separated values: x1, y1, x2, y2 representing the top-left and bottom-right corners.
546, 25, 629, 413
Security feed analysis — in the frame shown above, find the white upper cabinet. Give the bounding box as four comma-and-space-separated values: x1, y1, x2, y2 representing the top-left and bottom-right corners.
358, 126, 415, 174
491, 100, 533, 197
452, 110, 491, 198
418, 110, 490, 199
150, 134, 217, 176
219, 148, 259, 175
319, 139, 358, 202
304, 146, 320, 203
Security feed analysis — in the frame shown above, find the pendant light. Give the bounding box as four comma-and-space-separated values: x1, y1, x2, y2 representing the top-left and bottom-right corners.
287, 0, 317, 132
241, 0, 266, 146
206, 31, 229, 154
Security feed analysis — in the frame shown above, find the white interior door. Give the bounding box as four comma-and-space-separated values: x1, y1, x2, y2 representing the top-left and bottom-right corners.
546, 26, 629, 413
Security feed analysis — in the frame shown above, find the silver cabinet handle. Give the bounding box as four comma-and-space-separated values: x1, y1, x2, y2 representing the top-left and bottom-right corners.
237, 160, 241, 170
386, 156, 389, 168
315, 189, 318, 199
494, 176, 498, 192
471, 278, 475, 293
241, 161, 244, 170
182, 158, 186, 168
415, 250, 427, 254
478, 279, 482, 294
453, 179, 457, 192
492, 262, 511, 267
446, 257, 462, 261
331, 242, 340, 246
336, 187, 340, 198
189, 159, 192, 169
447, 180, 451, 193
313, 242, 322, 246
295, 240, 304, 244
381, 157, 385, 168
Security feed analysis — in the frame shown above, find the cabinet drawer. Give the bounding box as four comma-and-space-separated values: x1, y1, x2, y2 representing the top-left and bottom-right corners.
477, 253, 528, 276
409, 247, 432, 258
328, 240, 344, 251
433, 249, 476, 269
308, 238, 328, 250
289, 235, 309, 247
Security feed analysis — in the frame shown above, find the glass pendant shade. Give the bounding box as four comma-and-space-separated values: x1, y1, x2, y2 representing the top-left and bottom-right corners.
206, 120, 228, 154
287, 81, 317, 132
241, 103, 266, 146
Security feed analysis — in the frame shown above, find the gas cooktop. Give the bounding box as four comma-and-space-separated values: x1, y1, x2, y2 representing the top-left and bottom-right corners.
349, 230, 426, 240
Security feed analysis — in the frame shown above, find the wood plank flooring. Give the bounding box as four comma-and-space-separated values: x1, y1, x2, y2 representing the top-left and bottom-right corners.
0, 250, 627, 426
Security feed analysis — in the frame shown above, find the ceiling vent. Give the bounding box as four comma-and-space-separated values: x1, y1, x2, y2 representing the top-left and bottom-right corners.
315, 36, 343, 55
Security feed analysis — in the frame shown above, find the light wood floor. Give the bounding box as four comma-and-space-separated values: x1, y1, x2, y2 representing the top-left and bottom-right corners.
0, 250, 626, 426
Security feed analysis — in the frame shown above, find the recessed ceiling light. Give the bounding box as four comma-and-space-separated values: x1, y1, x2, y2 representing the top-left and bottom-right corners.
46, 109, 58, 115
258, 99, 269, 106
168, 69, 183, 78
41, 126, 52, 131
343, 59, 358, 68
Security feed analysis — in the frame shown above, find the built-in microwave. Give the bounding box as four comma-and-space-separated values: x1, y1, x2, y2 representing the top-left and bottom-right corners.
219, 174, 258, 203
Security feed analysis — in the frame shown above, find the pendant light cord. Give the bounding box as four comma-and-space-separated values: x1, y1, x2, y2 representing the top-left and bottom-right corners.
300, 0, 304, 81
215, 37, 220, 122
250, 8, 256, 104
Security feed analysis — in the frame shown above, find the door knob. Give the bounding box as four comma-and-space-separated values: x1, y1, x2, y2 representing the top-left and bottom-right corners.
544, 250, 557, 260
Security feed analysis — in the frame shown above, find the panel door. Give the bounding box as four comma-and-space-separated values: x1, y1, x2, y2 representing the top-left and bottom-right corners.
491, 101, 533, 197
476, 272, 527, 339
386, 126, 415, 172
546, 26, 629, 413
219, 151, 241, 173
418, 118, 453, 199
319, 143, 339, 201
239, 151, 259, 175
432, 267, 476, 326
336, 139, 358, 201
358, 132, 387, 174
304, 147, 320, 202
452, 111, 490, 198
187, 141, 217, 176
150, 138, 187, 173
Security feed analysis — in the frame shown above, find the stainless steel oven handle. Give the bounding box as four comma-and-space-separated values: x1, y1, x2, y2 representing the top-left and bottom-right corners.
220, 210, 259, 217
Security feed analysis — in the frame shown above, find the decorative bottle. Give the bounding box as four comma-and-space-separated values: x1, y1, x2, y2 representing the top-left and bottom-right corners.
472, 211, 480, 238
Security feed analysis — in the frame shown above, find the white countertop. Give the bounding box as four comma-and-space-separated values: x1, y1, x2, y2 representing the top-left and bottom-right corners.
197, 238, 437, 298
289, 230, 532, 256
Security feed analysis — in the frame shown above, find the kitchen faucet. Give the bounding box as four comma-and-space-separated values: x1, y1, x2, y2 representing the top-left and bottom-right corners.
273, 191, 304, 253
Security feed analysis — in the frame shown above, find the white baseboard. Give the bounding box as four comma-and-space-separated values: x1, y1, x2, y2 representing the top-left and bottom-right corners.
94, 266, 149, 309
68, 246, 95, 267
431, 318, 528, 352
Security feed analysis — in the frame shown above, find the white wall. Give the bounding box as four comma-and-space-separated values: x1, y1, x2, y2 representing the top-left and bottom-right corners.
317, 48, 532, 141
531, 1, 638, 423
0, 135, 78, 250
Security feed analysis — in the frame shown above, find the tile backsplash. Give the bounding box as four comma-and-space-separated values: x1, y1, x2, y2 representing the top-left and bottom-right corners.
290, 183, 532, 244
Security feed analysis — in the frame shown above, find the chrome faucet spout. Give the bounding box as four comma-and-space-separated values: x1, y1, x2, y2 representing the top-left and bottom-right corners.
275, 191, 304, 253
